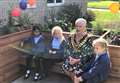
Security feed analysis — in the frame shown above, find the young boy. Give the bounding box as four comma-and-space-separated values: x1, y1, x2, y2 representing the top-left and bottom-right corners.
74, 38, 111, 83
23, 25, 46, 81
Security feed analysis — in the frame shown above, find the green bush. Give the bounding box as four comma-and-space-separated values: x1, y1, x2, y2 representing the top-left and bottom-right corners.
102, 0, 119, 1
104, 20, 120, 31
111, 0, 120, 1
44, 18, 73, 32
18, 13, 32, 28
93, 23, 105, 35
57, 4, 83, 27
0, 9, 32, 36
56, 4, 95, 31
84, 10, 96, 28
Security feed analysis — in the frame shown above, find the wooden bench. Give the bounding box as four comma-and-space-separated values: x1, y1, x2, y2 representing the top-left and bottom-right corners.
9, 30, 120, 83
9, 32, 66, 74
9, 30, 109, 72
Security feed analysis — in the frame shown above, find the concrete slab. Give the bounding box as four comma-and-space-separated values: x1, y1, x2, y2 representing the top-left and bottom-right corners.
12, 73, 72, 83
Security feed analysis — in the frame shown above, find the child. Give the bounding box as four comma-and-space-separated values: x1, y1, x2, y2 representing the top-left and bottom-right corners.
48, 26, 66, 59
23, 25, 46, 81
40, 26, 67, 77
74, 38, 111, 83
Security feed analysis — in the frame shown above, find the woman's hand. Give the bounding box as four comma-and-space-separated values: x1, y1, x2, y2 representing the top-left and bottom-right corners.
69, 56, 80, 65
74, 76, 83, 83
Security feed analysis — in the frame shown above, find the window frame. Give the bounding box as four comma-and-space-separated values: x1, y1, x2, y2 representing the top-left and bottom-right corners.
47, 0, 64, 7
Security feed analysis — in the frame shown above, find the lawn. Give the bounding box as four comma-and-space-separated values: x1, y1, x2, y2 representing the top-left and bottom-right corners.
93, 10, 120, 22
91, 10, 120, 31
88, 1, 119, 9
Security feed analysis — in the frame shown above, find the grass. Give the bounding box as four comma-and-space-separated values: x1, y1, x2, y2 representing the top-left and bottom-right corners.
94, 10, 120, 22
91, 10, 120, 31
88, 1, 119, 9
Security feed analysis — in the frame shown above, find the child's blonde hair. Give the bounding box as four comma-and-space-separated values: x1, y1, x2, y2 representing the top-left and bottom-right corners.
93, 38, 108, 50
51, 26, 65, 42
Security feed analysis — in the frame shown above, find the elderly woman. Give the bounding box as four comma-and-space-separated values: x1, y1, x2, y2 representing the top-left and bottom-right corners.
62, 18, 95, 82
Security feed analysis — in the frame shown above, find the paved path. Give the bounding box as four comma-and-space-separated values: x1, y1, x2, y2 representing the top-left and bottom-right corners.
87, 8, 120, 13
12, 73, 72, 83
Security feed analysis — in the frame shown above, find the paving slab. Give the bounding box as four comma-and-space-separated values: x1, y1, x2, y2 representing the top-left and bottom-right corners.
12, 73, 72, 83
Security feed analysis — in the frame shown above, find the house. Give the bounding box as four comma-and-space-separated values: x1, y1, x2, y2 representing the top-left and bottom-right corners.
0, 0, 87, 26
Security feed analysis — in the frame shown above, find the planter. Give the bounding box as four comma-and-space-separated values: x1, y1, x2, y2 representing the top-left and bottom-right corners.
0, 29, 32, 47
0, 29, 32, 83
0, 30, 120, 82
108, 45, 120, 78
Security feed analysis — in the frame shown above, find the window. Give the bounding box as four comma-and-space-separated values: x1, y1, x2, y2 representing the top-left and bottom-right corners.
47, 0, 64, 6
56, 0, 62, 3
47, 0, 54, 3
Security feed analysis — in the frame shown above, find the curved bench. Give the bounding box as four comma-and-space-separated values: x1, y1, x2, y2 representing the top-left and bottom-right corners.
1, 29, 120, 83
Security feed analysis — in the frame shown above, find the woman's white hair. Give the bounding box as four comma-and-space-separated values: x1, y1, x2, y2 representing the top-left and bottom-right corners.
75, 18, 87, 26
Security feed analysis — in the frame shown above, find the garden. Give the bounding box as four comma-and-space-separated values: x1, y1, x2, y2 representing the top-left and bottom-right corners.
0, 1, 120, 45
88, 0, 120, 46
88, 0, 120, 9
0, 0, 120, 82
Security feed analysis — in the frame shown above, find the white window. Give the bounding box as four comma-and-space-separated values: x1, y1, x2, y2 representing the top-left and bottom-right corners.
47, 0, 64, 7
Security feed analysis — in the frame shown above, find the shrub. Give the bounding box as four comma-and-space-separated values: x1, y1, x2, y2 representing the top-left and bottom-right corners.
111, 0, 120, 1
56, 4, 95, 31
102, 0, 119, 1
44, 18, 73, 32
18, 13, 32, 29
0, 9, 33, 36
111, 32, 120, 46
84, 10, 96, 28
57, 4, 83, 27
104, 20, 120, 31
93, 23, 105, 35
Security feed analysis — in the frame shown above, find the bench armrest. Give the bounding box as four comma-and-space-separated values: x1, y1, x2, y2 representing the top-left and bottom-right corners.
9, 45, 32, 55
